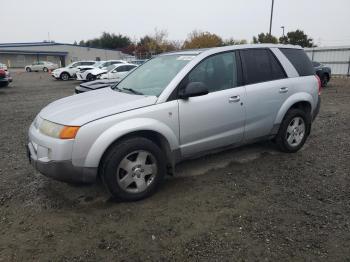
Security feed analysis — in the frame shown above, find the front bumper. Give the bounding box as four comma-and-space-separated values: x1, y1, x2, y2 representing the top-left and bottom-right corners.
27, 123, 97, 183
51, 71, 60, 78
76, 73, 84, 81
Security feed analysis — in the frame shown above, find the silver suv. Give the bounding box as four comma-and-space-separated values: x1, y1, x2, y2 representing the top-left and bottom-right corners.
27, 44, 321, 201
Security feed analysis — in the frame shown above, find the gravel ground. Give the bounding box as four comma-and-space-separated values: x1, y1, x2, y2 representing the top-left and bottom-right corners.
0, 72, 349, 261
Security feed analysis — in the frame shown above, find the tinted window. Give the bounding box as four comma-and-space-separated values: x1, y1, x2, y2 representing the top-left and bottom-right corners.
280, 48, 314, 76
240, 49, 286, 85
128, 65, 137, 71
312, 61, 321, 67
116, 65, 128, 72
187, 52, 238, 93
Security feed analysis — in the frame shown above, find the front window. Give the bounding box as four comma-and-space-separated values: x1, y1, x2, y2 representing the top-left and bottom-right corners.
114, 54, 196, 96
98, 62, 109, 69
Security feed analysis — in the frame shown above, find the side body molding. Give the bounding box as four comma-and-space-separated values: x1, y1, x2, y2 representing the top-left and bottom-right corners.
83, 118, 180, 168
274, 92, 314, 124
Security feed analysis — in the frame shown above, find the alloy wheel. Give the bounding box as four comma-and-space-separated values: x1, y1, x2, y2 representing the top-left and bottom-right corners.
286, 116, 305, 147
116, 150, 158, 194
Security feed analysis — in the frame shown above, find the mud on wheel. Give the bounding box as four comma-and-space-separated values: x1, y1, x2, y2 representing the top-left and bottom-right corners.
100, 137, 166, 201
275, 108, 311, 153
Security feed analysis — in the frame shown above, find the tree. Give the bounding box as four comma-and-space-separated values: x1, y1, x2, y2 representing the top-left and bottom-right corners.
223, 38, 248, 46
252, 33, 278, 44
279, 30, 315, 47
79, 32, 131, 49
183, 30, 223, 49
134, 29, 179, 58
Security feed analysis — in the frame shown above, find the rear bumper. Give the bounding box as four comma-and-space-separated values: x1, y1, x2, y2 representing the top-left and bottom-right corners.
312, 96, 321, 121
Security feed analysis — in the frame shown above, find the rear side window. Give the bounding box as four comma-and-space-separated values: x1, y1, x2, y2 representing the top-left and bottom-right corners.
280, 48, 314, 76
240, 49, 286, 85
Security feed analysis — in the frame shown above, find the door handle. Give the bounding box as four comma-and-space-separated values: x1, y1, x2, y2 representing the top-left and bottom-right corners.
279, 87, 288, 93
229, 95, 240, 103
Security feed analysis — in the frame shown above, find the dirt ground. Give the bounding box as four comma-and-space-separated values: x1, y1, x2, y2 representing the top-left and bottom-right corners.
0, 72, 349, 261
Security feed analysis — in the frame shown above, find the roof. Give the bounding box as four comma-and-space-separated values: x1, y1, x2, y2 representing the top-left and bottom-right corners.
304, 45, 350, 51
0, 49, 68, 56
0, 41, 125, 53
161, 44, 302, 56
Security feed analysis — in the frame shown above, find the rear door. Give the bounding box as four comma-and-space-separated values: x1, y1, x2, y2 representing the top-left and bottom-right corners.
31, 62, 39, 70
239, 48, 289, 140
178, 51, 246, 157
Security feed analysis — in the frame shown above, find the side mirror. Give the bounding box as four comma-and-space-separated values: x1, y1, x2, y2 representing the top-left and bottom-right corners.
179, 82, 209, 99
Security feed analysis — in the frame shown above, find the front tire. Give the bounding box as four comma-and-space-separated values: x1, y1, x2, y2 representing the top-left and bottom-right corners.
43, 67, 48, 72
26, 67, 31, 72
275, 108, 311, 153
100, 137, 166, 201
86, 73, 96, 82
60, 72, 69, 81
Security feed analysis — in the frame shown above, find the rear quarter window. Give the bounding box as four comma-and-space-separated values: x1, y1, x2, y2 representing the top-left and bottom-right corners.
240, 49, 286, 85
279, 48, 314, 76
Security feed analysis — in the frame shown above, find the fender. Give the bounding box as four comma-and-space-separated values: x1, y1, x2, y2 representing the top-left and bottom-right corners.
274, 92, 314, 124
83, 118, 179, 167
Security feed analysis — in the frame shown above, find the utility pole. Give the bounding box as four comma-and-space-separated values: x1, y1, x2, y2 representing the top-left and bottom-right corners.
281, 26, 285, 37
269, 0, 274, 35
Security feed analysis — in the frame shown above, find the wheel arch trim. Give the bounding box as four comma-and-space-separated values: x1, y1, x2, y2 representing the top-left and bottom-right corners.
274, 93, 314, 124
83, 118, 179, 168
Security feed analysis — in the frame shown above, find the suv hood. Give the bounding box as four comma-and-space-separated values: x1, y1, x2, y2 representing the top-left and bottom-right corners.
39, 88, 158, 126
87, 68, 107, 76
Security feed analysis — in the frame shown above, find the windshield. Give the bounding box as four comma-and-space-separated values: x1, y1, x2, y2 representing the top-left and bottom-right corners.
106, 65, 117, 72
114, 54, 196, 96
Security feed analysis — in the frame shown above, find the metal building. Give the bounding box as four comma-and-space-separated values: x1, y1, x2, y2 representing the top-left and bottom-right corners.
0, 42, 127, 68
305, 46, 350, 76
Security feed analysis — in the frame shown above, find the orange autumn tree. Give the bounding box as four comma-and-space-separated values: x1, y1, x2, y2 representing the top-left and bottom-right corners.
183, 30, 223, 49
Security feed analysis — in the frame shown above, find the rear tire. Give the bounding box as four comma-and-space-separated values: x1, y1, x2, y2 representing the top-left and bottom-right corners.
43, 67, 48, 72
0, 82, 9, 88
100, 137, 166, 201
275, 108, 311, 153
26, 67, 31, 72
321, 74, 329, 87
60, 72, 69, 81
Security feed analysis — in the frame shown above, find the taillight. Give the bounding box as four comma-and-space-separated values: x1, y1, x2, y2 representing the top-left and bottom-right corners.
315, 75, 322, 95
0, 69, 5, 77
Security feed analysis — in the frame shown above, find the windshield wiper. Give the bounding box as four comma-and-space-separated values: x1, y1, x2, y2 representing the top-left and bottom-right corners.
121, 88, 144, 95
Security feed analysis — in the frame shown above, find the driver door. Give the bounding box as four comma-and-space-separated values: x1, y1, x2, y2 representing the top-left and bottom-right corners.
178, 51, 246, 157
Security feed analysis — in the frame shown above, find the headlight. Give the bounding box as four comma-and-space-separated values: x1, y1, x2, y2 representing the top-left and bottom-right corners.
39, 119, 80, 139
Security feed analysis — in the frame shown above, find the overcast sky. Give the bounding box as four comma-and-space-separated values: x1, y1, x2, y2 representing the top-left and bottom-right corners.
3, 0, 350, 46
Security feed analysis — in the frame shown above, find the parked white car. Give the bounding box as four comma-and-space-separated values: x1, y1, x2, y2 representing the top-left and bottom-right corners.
51, 61, 97, 80
98, 63, 138, 81
76, 60, 127, 81
0, 63, 8, 71
25, 61, 59, 72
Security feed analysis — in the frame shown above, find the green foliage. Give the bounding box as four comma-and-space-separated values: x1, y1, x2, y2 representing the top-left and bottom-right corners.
252, 33, 278, 44
223, 38, 248, 46
279, 30, 315, 47
79, 32, 131, 49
